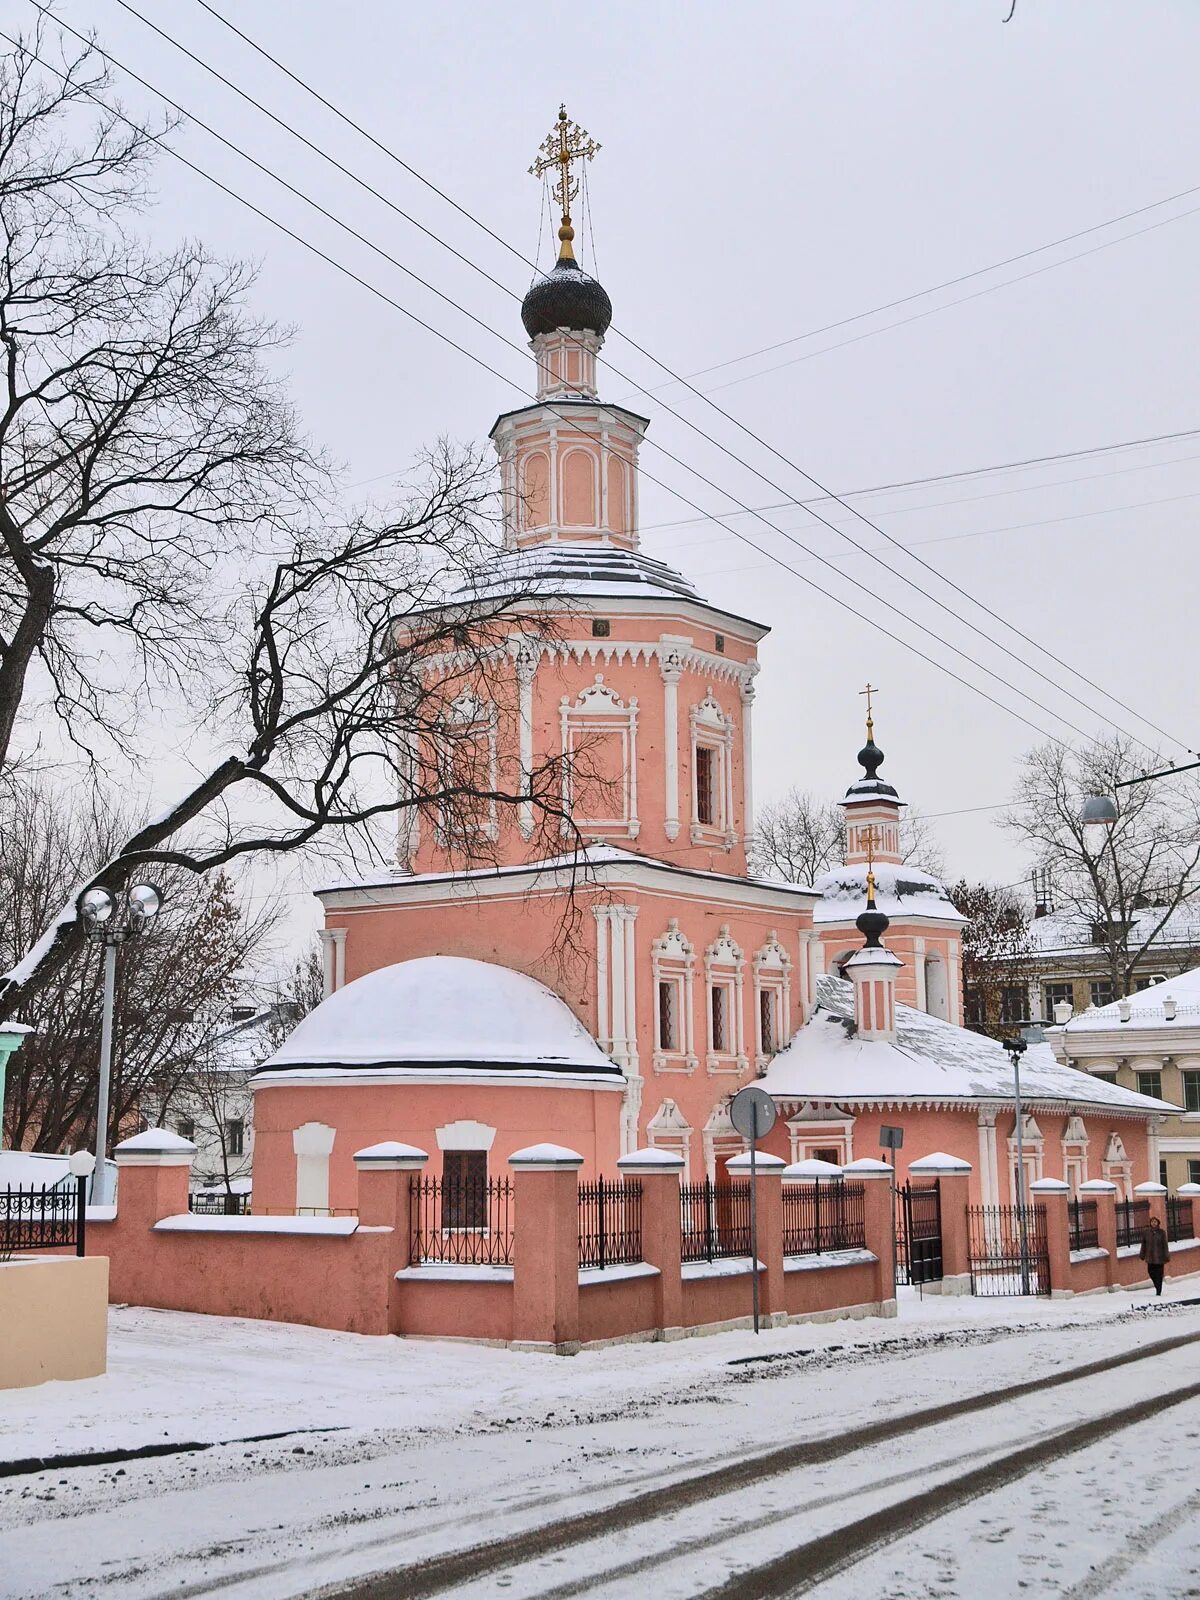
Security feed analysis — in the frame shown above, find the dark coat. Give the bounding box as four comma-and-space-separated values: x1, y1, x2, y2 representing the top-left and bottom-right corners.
1140, 1225, 1170, 1266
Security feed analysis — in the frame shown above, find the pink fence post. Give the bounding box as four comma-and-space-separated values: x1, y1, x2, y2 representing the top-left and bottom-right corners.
509, 1144, 582, 1355
843, 1158, 897, 1315
353, 1141, 429, 1293
112, 1129, 196, 1230
616, 1148, 684, 1339
726, 1151, 787, 1325
1030, 1178, 1072, 1297
1079, 1179, 1119, 1290
908, 1153, 972, 1296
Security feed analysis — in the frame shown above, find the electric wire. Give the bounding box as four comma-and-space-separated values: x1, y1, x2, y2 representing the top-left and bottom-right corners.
134, 0, 1195, 758
8, 24, 1075, 749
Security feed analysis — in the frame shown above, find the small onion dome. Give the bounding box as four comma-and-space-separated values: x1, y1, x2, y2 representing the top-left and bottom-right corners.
855, 902, 891, 949
847, 734, 899, 801
521, 257, 612, 340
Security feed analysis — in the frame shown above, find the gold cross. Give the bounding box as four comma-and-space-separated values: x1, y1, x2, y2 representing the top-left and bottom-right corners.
529, 105, 601, 261
859, 681, 877, 739
863, 824, 879, 904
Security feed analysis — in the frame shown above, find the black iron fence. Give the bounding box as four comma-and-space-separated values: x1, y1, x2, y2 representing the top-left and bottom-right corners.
782, 1180, 866, 1257
1068, 1198, 1099, 1253
1168, 1196, 1194, 1243
409, 1174, 514, 1266
680, 1178, 752, 1263
895, 1180, 943, 1286
967, 1203, 1050, 1296
578, 1178, 642, 1269
189, 1191, 251, 1216
1116, 1197, 1152, 1249
1, 1181, 85, 1257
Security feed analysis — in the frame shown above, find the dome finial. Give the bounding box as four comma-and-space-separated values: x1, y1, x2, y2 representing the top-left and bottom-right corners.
856, 681, 885, 780
855, 825, 890, 948
529, 104, 601, 264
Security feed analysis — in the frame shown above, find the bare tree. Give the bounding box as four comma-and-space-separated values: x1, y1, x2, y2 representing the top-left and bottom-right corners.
0, 780, 276, 1152
0, 441, 582, 1023
949, 879, 1035, 1039
0, 24, 324, 772
749, 785, 946, 883
1005, 735, 1200, 999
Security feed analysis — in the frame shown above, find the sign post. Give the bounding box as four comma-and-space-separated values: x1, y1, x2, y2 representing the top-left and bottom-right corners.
730, 1085, 778, 1334
880, 1125, 904, 1295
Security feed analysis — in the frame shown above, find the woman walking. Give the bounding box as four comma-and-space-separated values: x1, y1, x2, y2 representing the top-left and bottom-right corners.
1140, 1215, 1170, 1296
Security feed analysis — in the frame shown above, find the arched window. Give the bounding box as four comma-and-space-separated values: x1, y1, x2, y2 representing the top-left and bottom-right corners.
521, 451, 549, 529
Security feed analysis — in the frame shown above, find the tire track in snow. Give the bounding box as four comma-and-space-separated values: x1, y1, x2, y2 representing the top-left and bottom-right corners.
316, 1327, 1200, 1600
696, 1379, 1200, 1598
1058, 1483, 1200, 1599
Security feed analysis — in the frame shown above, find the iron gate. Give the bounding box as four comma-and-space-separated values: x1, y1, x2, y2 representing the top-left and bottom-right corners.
967, 1204, 1050, 1296
895, 1180, 943, 1285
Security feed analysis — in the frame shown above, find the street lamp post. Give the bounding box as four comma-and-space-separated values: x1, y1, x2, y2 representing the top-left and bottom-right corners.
79, 881, 164, 1205
1004, 1035, 1031, 1295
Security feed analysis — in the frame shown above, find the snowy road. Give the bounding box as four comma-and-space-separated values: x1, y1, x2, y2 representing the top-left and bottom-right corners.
3, 1287, 1200, 1598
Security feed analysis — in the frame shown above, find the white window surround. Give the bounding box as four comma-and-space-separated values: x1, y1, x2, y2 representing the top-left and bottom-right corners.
439, 689, 499, 844
705, 926, 748, 1077
646, 1098, 693, 1166
753, 932, 793, 1072
689, 689, 736, 849
785, 1112, 855, 1166
1006, 1114, 1045, 1199
293, 1121, 336, 1213
560, 675, 640, 839
435, 1120, 497, 1152
651, 918, 698, 1074
703, 1101, 745, 1180
1102, 1131, 1134, 1198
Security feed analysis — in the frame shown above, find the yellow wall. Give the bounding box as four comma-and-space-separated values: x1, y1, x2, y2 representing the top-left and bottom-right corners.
0, 1255, 108, 1390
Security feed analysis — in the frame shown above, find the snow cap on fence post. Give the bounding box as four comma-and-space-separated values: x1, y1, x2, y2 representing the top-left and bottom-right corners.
780, 1158, 842, 1181
841, 1158, 893, 1180
113, 1128, 197, 1166
617, 1146, 684, 1173
508, 1143, 584, 1171
1078, 1179, 1119, 1193
112, 1128, 195, 1226
725, 1151, 786, 1175
1134, 1181, 1168, 1195
352, 1141, 428, 1171
1177, 1182, 1200, 1196
909, 1153, 972, 1176
1029, 1178, 1071, 1194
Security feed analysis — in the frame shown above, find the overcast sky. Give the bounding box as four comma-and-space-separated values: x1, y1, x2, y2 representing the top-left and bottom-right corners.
34, 0, 1200, 950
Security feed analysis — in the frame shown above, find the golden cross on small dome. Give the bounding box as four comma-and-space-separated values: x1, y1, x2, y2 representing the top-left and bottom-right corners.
863, 823, 879, 903
529, 104, 601, 262
859, 681, 878, 740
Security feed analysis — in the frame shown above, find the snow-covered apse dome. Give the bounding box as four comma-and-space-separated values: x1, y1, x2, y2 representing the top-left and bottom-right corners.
254, 956, 623, 1084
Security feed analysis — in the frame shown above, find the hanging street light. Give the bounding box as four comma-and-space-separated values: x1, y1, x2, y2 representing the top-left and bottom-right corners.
79, 880, 164, 1204
1004, 1034, 1031, 1296
1078, 794, 1120, 828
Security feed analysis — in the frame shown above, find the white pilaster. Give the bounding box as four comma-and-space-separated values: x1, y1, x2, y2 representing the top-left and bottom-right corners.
660, 648, 682, 841
947, 951, 961, 1024
515, 643, 537, 839
318, 929, 335, 1000
913, 937, 927, 1012
739, 679, 755, 839
331, 927, 347, 992
594, 906, 611, 1052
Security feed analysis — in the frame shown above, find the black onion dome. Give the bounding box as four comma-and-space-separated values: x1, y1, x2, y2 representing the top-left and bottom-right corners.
521, 257, 613, 339
846, 734, 899, 801
855, 903, 891, 949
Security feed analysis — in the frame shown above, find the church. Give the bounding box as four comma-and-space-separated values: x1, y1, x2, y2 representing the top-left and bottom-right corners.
249, 111, 1169, 1218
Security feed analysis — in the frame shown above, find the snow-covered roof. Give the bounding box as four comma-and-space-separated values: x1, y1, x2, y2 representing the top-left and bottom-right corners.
441, 542, 766, 630
1026, 903, 1200, 959
255, 955, 622, 1083
316, 841, 820, 903
1058, 964, 1200, 1035
812, 861, 964, 926
760, 976, 1175, 1114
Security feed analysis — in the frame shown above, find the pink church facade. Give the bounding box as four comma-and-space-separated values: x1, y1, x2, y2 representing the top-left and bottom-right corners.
249, 200, 1167, 1221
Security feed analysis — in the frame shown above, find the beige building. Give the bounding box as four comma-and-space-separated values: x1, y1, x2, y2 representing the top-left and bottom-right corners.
1048, 965, 1200, 1189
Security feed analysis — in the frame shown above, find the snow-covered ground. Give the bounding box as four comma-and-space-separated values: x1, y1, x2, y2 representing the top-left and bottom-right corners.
3, 1282, 1199, 1598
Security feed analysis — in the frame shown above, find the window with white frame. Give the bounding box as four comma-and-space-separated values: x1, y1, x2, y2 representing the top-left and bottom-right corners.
752, 932, 792, 1069
560, 675, 640, 838
650, 919, 697, 1073
704, 925, 747, 1074
438, 689, 498, 845
689, 689, 735, 845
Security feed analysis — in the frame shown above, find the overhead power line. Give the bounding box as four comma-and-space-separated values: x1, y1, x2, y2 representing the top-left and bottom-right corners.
152, 0, 1194, 761
10, 22, 1079, 750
